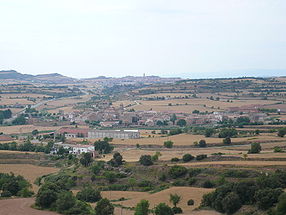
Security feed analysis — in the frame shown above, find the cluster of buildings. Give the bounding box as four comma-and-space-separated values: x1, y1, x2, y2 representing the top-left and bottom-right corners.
57, 127, 140, 139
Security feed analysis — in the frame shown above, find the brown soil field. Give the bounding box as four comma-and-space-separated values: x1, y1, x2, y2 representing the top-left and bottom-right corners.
125, 98, 279, 113
0, 98, 35, 105
98, 147, 245, 162
108, 133, 282, 147
0, 125, 62, 134
0, 164, 58, 192
0, 198, 59, 215
172, 160, 286, 167
115, 187, 215, 215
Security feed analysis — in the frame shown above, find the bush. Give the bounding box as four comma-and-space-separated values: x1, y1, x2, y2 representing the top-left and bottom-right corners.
135, 199, 150, 215
274, 146, 283, 153
76, 186, 101, 203
202, 180, 215, 188
164, 141, 174, 148
171, 157, 180, 162
187, 199, 194, 206
139, 155, 153, 166
223, 137, 231, 145
188, 178, 197, 186
189, 168, 203, 177
196, 154, 207, 161
254, 188, 283, 210
182, 154, 194, 162
248, 142, 261, 154
218, 128, 238, 138
172, 207, 183, 214
95, 198, 114, 215
278, 128, 286, 137
222, 192, 242, 214
198, 140, 207, 147
173, 180, 186, 186
275, 193, 286, 215
169, 166, 188, 179
154, 203, 174, 215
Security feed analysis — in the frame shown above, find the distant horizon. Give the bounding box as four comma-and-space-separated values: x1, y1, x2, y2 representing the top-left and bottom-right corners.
1, 68, 285, 80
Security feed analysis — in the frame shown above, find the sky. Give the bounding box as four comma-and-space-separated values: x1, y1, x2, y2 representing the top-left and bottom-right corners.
0, 0, 286, 79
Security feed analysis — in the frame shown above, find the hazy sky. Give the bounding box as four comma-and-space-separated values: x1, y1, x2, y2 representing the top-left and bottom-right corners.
0, 0, 286, 78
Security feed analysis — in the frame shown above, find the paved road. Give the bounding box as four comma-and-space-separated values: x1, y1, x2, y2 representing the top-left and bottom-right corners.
0, 198, 59, 215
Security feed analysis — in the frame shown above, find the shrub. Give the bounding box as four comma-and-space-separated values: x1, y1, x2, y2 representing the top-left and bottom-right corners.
169, 166, 188, 179
154, 203, 174, 215
171, 157, 180, 162
173, 180, 186, 186
218, 128, 238, 138
189, 168, 203, 177
198, 140, 207, 147
95, 198, 114, 215
222, 192, 242, 214
164, 141, 174, 148
182, 154, 194, 162
76, 186, 101, 203
202, 180, 215, 188
248, 142, 261, 154
274, 146, 283, 153
139, 155, 153, 166
187, 199, 194, 206
172, 207, 183, 214
254, 188, 283, 210
196, 154, 207, 161
223, 137, 231, 145
135, 199, 150, 215
275, 193, 286, 215
188, 178, 197, 186
278, 128, 286, 137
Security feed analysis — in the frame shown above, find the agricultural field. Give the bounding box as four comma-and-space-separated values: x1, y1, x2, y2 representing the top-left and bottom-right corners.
0, 164, 58, 192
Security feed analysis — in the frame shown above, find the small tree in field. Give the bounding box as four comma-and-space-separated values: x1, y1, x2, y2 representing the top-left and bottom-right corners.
134, 199, 150, 215
248, 142, 261, 154
170, 194, 181, 208
199, 140, 207, 147
164, 140, 174, 148
139, 155, 153, 166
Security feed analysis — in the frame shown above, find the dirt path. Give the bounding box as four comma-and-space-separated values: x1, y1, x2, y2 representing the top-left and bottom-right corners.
0, 198, 59, 215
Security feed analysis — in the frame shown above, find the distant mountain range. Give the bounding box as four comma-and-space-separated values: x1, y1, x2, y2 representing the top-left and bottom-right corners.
0, 70, 181, 84
0, 70, 76, 84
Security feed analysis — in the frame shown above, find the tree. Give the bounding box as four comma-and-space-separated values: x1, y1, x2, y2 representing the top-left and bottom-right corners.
218, 128, 237, 138
76, 186, 102, 203
32, 129, 39, 136
204, 128, 214, 137
109, 152, 123, 167
248, 142, 261, 154
35, 182, 61, 208
134, 199, 150, 215
254, 188, 283, 210
56, 191, 76, 213
164, 140, 174, 148
169, 166, 187, 179
95, 198, 114, 215
275, 193, 286, 215
80, 152, 93, 167
170, 194, 181, 207
139, 155, 153, 166
222, 192, 242, 215
94, 138, 114, 154
170, 114, 177, 125
154, 203, 174, 215
176, 119, 186, 127
12, 115, 26, 125
278, 128, 286, 137
223, 137, 231, 145
198, 140, 207, 147
182, 154, 194, 162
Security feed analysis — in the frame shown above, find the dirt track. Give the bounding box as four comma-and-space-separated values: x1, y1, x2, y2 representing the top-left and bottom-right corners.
0, 198, 59, 215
